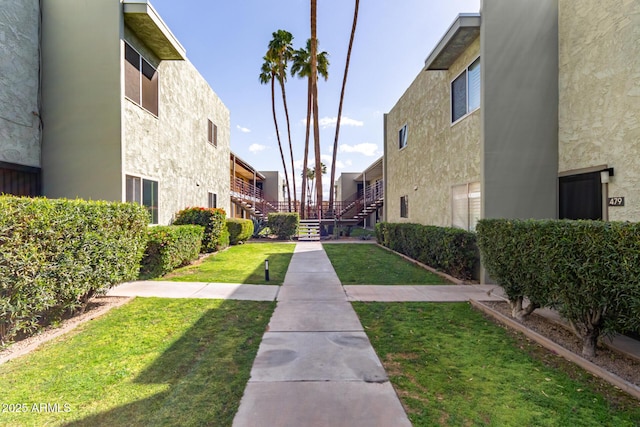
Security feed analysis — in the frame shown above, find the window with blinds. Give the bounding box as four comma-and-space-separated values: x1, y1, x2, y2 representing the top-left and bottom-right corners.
124, 42, 159, 116
126, 175, 159, 224
452, 182, 481, 231
451, 57, 480, 123
208, 120, 218, 147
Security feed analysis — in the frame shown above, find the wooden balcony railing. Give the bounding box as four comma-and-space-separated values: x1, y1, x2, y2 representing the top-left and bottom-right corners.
231, 177, 383, 221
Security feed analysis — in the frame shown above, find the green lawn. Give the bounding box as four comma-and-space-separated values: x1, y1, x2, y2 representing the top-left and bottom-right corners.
162, 243, 295, 285
0, 298, 274, 427
323, 243, 447, 285
354, 302, 640, 426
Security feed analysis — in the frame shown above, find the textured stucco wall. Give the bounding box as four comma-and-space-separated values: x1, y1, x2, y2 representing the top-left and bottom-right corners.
385, 38, 481, 226
0, 0, 40, 167
124, 30, 230, 225
558, 0, 640, 221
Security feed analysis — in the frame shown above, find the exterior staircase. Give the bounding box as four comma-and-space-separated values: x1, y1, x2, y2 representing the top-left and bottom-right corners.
298, 220, 320, 241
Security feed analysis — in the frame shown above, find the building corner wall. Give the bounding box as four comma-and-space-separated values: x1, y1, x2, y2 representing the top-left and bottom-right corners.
481, 0, 559, 220
41, 0, 123, 201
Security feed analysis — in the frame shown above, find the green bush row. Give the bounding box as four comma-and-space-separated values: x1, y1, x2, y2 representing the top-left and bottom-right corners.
0, 196, 148, 345
173, 207, 229, 252
477, 219, 640, 357
375, 222, 479, 280
226, 218, 254, 245
267, 213, 299, 240
139, 225, 204, 279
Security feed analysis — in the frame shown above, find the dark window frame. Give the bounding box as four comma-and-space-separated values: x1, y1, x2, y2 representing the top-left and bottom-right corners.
400, 195, 409, 218
208, 120, 218, 147
126, 174, 159, 224
124, 42, 159, 116
398, 124, 408, 150
451, 56, 480, 123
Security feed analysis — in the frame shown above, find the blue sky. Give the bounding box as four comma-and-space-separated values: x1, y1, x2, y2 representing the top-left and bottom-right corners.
150, 0, 480, 197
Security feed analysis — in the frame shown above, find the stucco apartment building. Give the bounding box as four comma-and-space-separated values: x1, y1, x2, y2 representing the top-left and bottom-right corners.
384, 0, 639, 231
1, 0, 230, 224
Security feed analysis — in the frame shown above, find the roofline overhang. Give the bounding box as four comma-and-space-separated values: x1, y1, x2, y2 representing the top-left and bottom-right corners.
230, 152, 266, 180
424, 13, 481, 71
123, 0, 186, 60
354, 156, 383, 182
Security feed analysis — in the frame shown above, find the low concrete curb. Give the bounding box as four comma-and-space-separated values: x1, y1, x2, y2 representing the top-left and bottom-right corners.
470, 299, 640, 400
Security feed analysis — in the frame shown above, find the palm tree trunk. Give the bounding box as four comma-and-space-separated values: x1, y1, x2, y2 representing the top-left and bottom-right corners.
270, 77, 291, 209
300, 77, 312, 219
279, 81, 297, 213
329, 0, 359, 215
310, 0, 322, 219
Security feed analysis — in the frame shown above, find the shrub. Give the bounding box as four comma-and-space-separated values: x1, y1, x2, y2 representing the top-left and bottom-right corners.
139, 225, 204, 279
477, 218, 640, 357
173, 207, 228, 253
267, 213, 299, 240
375, 222, 478, 280
476, 219, 555, 320
226, 218, 254, 245
0, 196, 148, 345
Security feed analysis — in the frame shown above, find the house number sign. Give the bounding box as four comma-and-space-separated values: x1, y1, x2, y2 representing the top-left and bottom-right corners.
608, 197, 625, 206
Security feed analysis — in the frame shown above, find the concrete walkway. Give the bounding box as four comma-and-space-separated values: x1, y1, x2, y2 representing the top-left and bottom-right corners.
232, 242, 411, 427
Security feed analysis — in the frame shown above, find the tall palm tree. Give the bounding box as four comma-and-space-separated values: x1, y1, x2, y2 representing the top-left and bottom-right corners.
328, 0, 360, 214
302, 162, 326, 209
291, 39, 329, 219
267, 30, 296, 212
259, 56, 292, 210
310, 0, 323, 218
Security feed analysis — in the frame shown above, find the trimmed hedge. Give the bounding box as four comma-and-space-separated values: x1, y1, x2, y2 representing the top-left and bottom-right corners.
375, 222, 478, 280
227, 218, 254, 245
139, 225, 204, 279
477, 218, 640, 357
173, 207, 229, 253
0, 196, 148, 345
267, 213, 299, 240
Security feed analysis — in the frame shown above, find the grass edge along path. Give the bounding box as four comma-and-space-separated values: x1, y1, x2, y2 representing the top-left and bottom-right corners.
323, 243, 447, 285
353, 302, 640, 426
0, 298, 275, 427
161, 242, 295, 285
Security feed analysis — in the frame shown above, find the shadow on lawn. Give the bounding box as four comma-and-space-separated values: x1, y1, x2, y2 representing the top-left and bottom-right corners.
64, 300, 273, 427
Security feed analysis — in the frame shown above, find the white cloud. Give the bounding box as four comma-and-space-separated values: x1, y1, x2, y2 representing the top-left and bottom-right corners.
236, 125, 251, 133
338, 143, 379, 157
249, 143, 267, 153
301, 116, 364, 129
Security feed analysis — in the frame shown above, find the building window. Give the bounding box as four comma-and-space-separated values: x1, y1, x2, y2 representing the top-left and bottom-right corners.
208, 120, 218, 147
400, 195, 409, 218
452, 182, 481, 231
398, 124, 408, 149
126, 175, 159, 224
451, 57, 480, 123
208, 192, 217, 208
124, 42, 159, 116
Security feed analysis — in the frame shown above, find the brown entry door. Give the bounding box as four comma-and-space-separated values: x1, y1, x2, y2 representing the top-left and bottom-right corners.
559, 172, 602, 220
